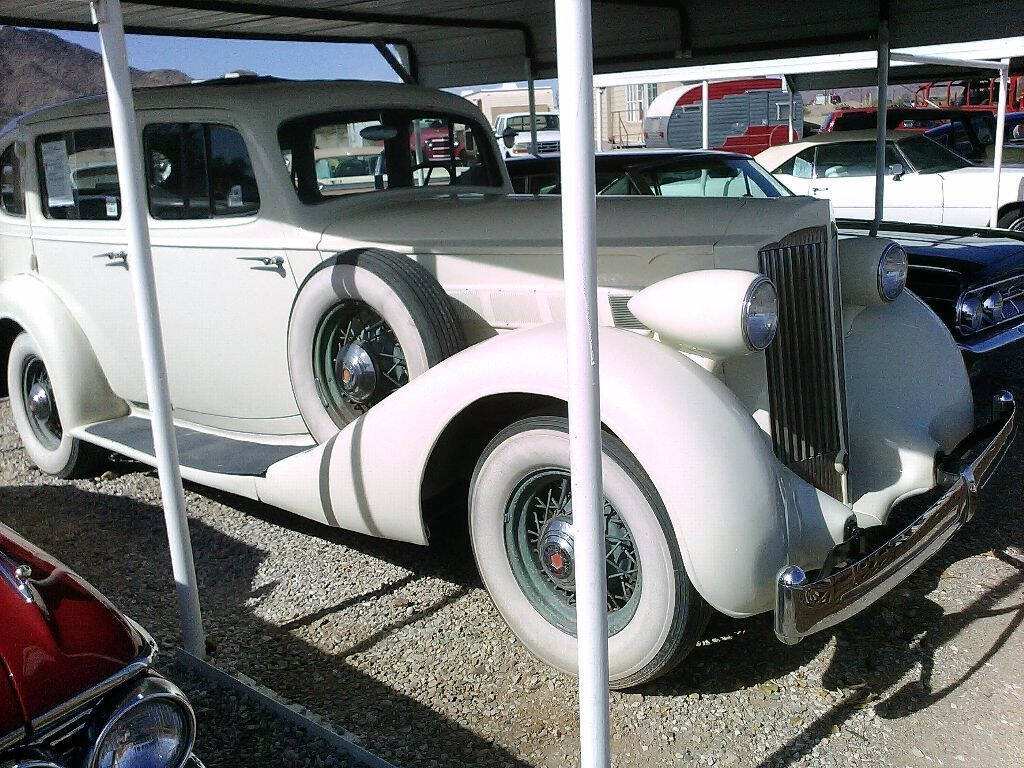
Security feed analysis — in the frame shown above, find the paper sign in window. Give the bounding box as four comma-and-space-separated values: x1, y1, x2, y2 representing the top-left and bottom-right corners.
41, 140, 75, 207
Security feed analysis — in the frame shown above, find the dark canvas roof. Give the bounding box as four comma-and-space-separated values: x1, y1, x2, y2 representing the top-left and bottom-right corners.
0, 0, 1018, 87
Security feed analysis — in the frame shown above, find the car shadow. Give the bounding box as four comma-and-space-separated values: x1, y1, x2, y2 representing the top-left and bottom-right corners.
0, 482, 529, 768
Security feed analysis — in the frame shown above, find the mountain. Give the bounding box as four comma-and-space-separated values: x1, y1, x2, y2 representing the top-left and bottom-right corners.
0, 26, 191, 128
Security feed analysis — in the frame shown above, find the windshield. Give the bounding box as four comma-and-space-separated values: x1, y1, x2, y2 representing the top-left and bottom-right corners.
897, 135, 972, 174
598, 155, 791, 198
504, 114, 559, 132
279, 110, 502, 201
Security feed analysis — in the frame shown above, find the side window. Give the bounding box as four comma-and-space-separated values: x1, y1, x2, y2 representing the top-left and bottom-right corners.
143, 122, 257, 219
774, 148, 814, 179
37, 128, 120, 220
0, 144, 25, 217
209, 125, 260, 215
814, 142, 897, 178
145, 123, 210, 219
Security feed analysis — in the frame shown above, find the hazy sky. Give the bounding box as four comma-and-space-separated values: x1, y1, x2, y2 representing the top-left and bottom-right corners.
53, 30, 401, 82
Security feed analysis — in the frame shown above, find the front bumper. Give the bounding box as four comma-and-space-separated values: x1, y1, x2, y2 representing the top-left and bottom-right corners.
775, 390, 1016, 644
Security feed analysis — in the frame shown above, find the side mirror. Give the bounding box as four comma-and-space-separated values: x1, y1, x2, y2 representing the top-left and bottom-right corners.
502, 128, 518, 149
889, 163, 905, 180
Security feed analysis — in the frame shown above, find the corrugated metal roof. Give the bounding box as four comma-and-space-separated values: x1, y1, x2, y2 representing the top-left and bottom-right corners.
0, 0, 1017, 87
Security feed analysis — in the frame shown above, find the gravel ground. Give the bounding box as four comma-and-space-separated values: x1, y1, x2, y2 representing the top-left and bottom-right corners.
1, 348, 1022, 768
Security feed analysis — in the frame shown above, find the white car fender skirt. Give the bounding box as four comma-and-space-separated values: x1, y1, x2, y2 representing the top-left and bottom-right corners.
258, 324, 821, 617
0, 274, 127, 430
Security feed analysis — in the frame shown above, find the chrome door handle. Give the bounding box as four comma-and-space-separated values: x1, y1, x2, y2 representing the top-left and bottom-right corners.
101, 250, 128, 267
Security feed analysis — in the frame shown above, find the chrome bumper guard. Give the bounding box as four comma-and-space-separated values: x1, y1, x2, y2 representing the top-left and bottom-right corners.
775, 390, 1016, 645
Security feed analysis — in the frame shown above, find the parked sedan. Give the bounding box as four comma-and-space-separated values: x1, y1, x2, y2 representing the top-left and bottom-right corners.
505, 149, 790, 197
756, 131, 1024, 230
505, 149, 1024, 354
0, 521, 202, 767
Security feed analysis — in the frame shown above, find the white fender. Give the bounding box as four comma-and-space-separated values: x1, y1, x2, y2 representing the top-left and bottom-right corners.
0, 274, 127, 429
258, 324, 853, 617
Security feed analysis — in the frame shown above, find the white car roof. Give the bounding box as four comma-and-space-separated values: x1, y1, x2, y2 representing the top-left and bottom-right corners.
756, 129, 914, 169
2, 77, 490, 138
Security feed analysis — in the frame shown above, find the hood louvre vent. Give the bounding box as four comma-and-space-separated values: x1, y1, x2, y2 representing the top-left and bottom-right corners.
609, 295, 647, 330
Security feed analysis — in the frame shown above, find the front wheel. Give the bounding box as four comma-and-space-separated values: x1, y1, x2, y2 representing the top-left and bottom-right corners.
469, 416, 709, 688
7, 332, 102, 478
997, 205, 1024, 231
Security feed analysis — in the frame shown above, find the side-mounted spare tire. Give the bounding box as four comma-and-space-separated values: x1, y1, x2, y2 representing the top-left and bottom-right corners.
288, 249, 466, 442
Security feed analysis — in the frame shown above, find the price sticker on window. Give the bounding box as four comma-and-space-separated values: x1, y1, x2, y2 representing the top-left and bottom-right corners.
40, 140, 74, 208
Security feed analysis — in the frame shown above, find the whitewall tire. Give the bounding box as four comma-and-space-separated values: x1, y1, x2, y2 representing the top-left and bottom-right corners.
469, 416, 709, 688
7, 332, 101, 478
288, 249, 465, 442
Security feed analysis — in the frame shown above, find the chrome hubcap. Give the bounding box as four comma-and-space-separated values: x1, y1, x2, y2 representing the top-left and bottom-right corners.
22, 356, 62, 450
538, 518, 575, 590
335, 343, 379, 404
27, 383, 52, 423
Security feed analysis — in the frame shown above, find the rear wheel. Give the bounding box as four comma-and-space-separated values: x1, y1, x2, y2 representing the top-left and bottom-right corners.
7, 333, 102, 478
469, 416, 710, 688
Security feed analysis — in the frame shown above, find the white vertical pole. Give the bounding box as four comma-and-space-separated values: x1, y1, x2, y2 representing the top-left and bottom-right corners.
90, 0, 205, 658
596, 87, 604, 151
991, 60, 1009, 227
526, 59, 539, 155
871, 20, 890, 237
701, 80, 710, 149
553, 1, 610, 766
788, 91, 795, 141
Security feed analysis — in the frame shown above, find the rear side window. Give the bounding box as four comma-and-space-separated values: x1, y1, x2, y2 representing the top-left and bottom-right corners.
144, 122, 259, 219
774, 148, 814, 179
0, 144, 25, 216
37, 128, 120, 220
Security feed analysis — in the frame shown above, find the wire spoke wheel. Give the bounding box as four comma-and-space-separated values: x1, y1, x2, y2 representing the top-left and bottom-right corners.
22, 355, 62, 451
312, 300, 409, 424
504, 468, 642, 636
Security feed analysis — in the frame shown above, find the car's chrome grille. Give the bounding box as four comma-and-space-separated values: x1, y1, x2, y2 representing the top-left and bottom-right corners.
759, 227, 849, 502
536, 140, 560, 153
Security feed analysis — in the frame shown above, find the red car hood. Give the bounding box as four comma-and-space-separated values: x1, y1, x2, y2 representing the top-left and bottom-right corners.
0, 522, 146, 741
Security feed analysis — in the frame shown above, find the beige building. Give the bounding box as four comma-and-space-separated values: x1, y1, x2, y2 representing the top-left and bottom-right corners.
459, 84, 556, 128
595, 81, 682, 149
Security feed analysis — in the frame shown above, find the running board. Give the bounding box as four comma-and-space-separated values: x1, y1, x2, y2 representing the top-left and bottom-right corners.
77, 416, 309, 478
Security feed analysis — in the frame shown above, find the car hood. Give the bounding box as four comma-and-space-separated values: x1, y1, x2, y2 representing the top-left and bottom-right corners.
318, 191, 830, 277
513, 129, 560, 143
0, 523, 146, 739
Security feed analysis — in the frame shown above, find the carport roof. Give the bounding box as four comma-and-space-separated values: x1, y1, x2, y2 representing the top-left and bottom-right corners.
0, 0, 1018, 88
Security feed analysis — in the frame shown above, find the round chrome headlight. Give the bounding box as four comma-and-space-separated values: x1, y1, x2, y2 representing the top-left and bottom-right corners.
877, 243, 909, 302
982, 290, 1004, 320
88, 677, 196, 768
742, 276, 779, 351
957, 295, 984, 333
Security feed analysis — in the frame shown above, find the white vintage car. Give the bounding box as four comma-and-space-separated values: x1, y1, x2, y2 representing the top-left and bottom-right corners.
757, 130, 1024, 230
0, 79, 1015, 688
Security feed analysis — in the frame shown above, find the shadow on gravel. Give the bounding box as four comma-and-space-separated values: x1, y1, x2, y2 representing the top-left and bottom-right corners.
0, 482, 530, 768
749, 346, 1024, 768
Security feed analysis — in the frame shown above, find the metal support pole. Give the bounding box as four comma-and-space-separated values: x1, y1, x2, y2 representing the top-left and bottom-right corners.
871, 20, 890, 237
701, 80, 710, 149
992, 60, 1009, 227
90, 0, 205, 658
553, 1, 610, 766
525, 59, 539, 155
596, 87, 604, 151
